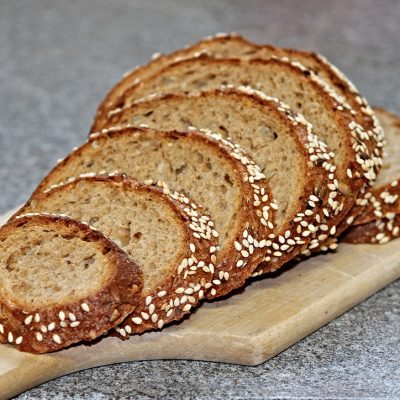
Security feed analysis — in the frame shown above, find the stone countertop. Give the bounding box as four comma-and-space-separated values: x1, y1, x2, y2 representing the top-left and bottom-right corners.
0, 0, 399, 398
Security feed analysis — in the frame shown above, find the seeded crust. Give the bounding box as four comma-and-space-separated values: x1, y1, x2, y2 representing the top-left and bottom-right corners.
342, 108, 400, 244
31, 127, 275, 299
99, 56, 369, 242
99, 87, 337, 274
92, 33, 384, 172
13, 176, 219, 337
0, 214, 143, 353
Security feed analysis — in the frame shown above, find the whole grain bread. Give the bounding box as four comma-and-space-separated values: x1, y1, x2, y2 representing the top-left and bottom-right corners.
0, 214, 142, 353
342, 108, 400, 244
14, 176, 219, 336
92, 34, 384, 170
99, 55, 372, 241
31, 127, 275, 299
100, 87, 338, 273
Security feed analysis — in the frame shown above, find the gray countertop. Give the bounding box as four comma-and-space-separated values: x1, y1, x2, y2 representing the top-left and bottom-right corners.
1, 0, 399, 398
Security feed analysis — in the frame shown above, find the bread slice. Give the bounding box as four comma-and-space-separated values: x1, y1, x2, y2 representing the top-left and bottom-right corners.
14, 175, 218, 336
100, 87, 338, 273
98, 55, 372, 235
343, 108, 400, 244
32, 128, 275, 298
92, 34, 384, 167
0, 214, 142, 353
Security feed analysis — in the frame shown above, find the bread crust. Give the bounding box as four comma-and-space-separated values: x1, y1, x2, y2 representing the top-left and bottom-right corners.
30, 127, 275, 301
342, 215, 400, 244
95, 87, 338, 274
341, 108, 400, 244
0, 214, 143, 353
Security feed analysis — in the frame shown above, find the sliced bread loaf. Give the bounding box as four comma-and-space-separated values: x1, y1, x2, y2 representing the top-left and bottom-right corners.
99, 55, 371, 235
343, 108, 400, 244
0, 214, 142, 353
93, 34, 384, 167
99, 87, 338, 273
14, 175, 218, 336
31, 128, 275, 298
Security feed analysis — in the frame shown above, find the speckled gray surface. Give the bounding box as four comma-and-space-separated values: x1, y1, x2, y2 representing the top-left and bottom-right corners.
1, 0, 399, 398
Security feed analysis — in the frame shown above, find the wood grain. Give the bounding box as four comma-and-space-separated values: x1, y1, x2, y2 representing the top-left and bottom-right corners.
0, 207, 399, 400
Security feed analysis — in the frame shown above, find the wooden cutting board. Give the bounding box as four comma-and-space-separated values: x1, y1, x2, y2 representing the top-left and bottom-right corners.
0, 207, 399, 400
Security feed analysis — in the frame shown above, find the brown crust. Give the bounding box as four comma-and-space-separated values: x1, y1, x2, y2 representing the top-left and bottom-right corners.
0, 214, 143, 353
95, 87, 337, 275
339, 108, 400, 243
30, 127, 275, 302
342, 215, 400, 244
12, 175, 221, 336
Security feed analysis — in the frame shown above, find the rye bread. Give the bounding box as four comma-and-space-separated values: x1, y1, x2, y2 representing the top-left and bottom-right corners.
99, 87, 338, 273
13, 176, 219, 336
343, 108, 400, 244
31, 127, 275, 298
92, 33, 384, 170
0, 214, 142, 353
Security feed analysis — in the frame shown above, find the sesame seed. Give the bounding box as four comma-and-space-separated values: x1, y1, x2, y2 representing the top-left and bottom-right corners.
148, 304, 155, 315
53, 334, 62, 344
81, 303, 90, 312
183, 304, 192, 312
151, 314, 159, 323
234, 241, 242, 251
141, 312, 150, 320
71, 321, 80, 328
132, 317, 142, 325
24, 315, 33, 325
16, 336, 23, 345
48, 322, 56, 331
158, 290, 167, 298
36, 332, 43, 341
189, 243, 196, 252
8, 332, 13, 343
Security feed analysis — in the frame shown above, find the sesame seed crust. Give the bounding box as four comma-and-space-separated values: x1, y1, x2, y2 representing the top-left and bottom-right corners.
342, 108, 399, 244
0, 214, 143, 353
342, 180, 400, 244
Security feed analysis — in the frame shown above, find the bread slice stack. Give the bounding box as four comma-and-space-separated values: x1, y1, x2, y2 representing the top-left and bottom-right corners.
1, 33, 395, 353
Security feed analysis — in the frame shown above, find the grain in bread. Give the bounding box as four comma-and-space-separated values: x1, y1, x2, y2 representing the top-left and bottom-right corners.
100, 87, 339, 273
14, 175, 219, 335
0, 214, 142, 353
31, 128, 275, 298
